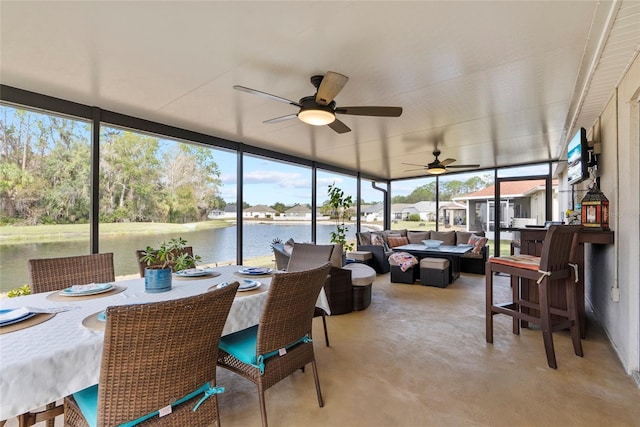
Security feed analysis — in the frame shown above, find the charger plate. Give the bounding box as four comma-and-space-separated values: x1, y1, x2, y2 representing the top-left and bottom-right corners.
46, 285, 126, 302
0, 313, 56, 335
82, 311, 106, 331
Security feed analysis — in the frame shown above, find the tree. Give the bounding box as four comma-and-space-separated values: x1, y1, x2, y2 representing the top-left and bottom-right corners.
100, 130, 163, 222
271, 202, 286, 213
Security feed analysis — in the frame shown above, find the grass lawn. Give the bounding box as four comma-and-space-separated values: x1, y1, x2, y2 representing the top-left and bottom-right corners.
0, 219, 236, 245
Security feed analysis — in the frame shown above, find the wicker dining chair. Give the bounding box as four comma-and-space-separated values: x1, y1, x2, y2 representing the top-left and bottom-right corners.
486, 225, 583, 369
286, 243, 344, 346
135, 247, 194, 277
28, 253, 115, 294
13, 253, 116, 427
218, 263, 332, 427
64, 281, 239, 427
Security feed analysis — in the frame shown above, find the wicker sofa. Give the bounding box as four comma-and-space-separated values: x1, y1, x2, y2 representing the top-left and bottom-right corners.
356, 229, 489, 275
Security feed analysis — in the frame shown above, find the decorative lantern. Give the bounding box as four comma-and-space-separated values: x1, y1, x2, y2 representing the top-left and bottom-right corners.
581, 185, 609, 230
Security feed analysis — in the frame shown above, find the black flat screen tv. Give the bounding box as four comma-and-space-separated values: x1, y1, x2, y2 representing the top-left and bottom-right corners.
567, 127, 589, 185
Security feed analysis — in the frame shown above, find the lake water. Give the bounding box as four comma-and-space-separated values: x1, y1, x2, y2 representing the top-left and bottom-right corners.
0, 223, 372, 293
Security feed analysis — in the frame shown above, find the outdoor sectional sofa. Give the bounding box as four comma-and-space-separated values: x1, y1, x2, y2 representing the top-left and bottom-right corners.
356, 229, 489, 275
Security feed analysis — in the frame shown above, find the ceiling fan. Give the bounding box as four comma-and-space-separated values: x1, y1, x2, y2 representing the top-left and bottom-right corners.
233, 71, 402, 134
403, 149, 480, 175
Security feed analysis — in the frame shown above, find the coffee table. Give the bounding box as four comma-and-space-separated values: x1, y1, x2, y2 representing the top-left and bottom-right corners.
391, 244, 473, 282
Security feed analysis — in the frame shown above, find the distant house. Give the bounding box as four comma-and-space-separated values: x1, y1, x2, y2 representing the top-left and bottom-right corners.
223, 204, 237, 218
454, 180, 558, 233
243, 204, 277, 218
362, 203, 383, 221
284, 204, 312, 219
439, 201, 467, 227
207, 209, 225, 219
390, 203, 413, 220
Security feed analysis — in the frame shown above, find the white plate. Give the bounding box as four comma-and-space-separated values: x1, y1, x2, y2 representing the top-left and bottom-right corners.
237, 267, 272, 275
238, 279, 261, 291
0, 308, 36, 326
217, 280, 261, 292
176, 268, 209, 277
60, 283, 113, 296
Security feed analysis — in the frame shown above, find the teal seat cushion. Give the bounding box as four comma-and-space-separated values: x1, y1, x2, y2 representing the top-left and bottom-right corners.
219, 325, 311, 374
73, 384, 99, 427
219, 325, 260, 366
73, 382, 223, 427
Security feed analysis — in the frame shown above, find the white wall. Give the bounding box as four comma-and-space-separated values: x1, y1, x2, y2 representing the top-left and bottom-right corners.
585, 53, 640, 377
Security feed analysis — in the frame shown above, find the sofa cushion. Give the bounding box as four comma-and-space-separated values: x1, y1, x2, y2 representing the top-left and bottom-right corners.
383, 229, 407, 239
467, 234, 489, 254
407, 230, 430, 244
387, 236, 409, 248
431, 231, 456, 246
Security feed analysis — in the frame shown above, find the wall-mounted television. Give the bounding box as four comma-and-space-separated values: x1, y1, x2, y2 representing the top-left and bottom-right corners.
567, 127, 589, 185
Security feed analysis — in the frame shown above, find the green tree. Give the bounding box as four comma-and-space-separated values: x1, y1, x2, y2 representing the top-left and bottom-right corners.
100, 130, 162, 222
271, 202, 286, 213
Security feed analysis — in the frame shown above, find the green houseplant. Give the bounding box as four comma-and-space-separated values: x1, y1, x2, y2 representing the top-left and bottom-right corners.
139, 237, 201, 293
327, 183, 355, 252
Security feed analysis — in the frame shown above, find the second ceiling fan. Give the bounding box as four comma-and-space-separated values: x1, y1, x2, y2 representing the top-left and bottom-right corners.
403, 149, 480, 175
234, 71, 402, 134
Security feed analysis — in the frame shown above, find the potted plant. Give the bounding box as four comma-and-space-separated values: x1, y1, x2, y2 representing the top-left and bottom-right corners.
139, 237, 201, 293
327, 183, 355, 253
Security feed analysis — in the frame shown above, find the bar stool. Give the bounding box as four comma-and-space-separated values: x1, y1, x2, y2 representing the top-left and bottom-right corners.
485, 225, 583, 369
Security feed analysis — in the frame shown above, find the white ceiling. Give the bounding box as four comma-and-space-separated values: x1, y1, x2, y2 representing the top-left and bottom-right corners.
1, 1, 639, 180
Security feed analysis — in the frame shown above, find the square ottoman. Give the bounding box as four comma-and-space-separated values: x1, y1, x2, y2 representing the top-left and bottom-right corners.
419, 258, 450, 288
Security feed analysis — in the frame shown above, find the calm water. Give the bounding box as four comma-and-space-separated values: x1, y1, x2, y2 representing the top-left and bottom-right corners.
0, 223, 370, 292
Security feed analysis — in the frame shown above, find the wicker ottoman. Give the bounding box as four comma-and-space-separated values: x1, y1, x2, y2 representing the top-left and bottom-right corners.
419, 257, 450, 288
388, 252, 419, 284
343, 263, 376, 311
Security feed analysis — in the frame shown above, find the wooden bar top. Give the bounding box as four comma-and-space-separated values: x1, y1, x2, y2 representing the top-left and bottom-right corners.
518, 227, 614, 245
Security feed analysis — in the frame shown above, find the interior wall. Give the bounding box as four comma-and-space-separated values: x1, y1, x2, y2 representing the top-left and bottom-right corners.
586, 53, 640, 377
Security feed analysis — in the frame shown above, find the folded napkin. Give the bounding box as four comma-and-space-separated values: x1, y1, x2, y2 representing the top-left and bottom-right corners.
69, 283, 110, 292
0, 307, 30, 323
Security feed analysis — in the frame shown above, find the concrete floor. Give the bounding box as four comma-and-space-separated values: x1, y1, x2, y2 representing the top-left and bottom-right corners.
9, 272, 640, 426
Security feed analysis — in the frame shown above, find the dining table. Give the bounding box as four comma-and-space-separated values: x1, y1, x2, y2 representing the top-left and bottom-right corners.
0, 265, 331, 421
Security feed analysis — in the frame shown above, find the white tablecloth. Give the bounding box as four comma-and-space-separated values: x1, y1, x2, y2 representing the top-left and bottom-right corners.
0, 265, 330, 420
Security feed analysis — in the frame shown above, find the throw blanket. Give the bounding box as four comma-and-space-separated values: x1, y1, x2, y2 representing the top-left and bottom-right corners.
388, 252, 418, 272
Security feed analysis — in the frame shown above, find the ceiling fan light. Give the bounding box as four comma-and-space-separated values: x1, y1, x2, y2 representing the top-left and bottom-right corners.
298, 108, 335, 126
428, 166, 447, 175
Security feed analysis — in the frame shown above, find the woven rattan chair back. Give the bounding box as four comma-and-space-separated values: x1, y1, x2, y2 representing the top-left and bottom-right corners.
256, 262, 332, 356
28, 253, 115, 294
65, 282, 239, 427
218, 263, 332, 427
135, 246, 194, 277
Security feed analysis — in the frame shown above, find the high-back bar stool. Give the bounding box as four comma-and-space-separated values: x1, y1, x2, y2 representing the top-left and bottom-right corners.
485, 225, 583, 369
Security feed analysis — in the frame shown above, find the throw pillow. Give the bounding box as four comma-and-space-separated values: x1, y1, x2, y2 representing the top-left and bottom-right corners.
371, 233, 385, 247
387, 236, 409, 248
357, 232, 372, 246
467, 234, 488, 254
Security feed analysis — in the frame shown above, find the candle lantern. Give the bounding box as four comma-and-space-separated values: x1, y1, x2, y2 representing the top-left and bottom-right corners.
581, 185, 609, 230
